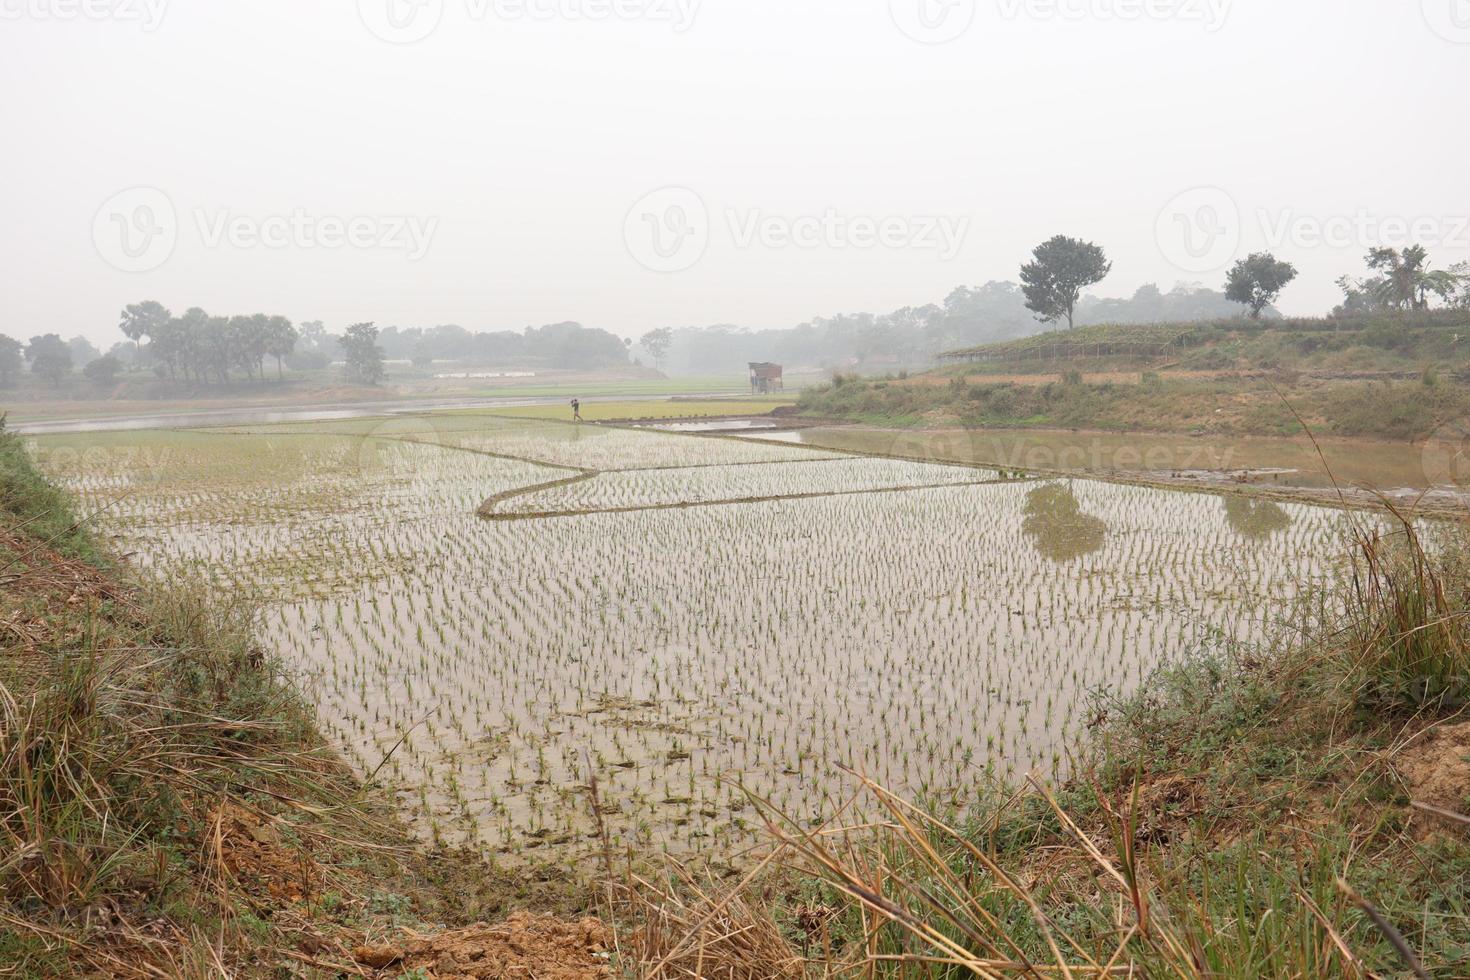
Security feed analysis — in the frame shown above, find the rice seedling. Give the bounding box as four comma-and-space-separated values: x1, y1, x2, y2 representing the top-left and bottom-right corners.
29, 413, 1356, 865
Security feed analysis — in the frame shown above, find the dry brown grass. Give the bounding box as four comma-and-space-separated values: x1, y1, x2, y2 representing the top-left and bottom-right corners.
617, 856, 808, 980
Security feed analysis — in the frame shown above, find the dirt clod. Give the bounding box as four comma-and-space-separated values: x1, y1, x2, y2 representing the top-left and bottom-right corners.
214, 804, 322, 903
353, 944, 403, 969
365, 912, 612, 978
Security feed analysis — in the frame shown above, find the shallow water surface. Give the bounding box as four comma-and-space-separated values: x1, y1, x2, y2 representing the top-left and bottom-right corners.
34, 413, 1354, 863
770, 426, 1465, 496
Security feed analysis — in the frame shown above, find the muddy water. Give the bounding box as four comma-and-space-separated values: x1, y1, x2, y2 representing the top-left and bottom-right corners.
639, 418, 781, 433
758, 426, 1468, 500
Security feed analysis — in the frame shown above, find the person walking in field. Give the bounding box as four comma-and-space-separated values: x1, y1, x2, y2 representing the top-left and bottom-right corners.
571, 398, 582, 422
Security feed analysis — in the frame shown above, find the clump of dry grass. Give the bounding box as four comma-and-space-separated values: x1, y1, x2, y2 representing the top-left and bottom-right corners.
616, 856, 808, 980
584, 763, 807, 979
749, 767, 1452, 979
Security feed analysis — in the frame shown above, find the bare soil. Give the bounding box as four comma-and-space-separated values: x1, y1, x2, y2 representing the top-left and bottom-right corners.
353, 912, 612, 978
1397, 720, 1470, 838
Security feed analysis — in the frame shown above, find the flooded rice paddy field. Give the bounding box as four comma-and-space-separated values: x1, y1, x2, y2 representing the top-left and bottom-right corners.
33, 412, 1354, 865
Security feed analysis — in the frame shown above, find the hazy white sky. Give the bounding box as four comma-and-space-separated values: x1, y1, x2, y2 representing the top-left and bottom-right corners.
4, 0, 1467, 347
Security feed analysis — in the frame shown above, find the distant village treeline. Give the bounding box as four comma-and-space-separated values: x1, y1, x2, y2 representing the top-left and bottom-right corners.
0, 308, 635, 389
4, 280, 1246, 390
3, 243, 1465, 389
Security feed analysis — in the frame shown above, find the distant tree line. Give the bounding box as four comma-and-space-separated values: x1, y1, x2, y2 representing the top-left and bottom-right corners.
0, 334, 125, 389
659, 239, 1470, 373
0, 304, 637, 391
373, 321, 630, 371
117, 301, 300, 385
662, 280, 1251, 373
3, 241, 1467, 391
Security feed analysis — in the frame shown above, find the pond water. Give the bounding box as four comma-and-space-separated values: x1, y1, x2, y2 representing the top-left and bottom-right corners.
747, 426, 1469, 505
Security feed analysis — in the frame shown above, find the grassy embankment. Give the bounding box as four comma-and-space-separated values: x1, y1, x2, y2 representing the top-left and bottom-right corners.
799, 311, 1470, 441
636, 503, 1470, 977
0, 420, 594, 977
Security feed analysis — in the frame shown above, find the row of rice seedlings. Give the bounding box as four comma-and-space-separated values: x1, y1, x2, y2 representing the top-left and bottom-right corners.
491, 457, 999, 516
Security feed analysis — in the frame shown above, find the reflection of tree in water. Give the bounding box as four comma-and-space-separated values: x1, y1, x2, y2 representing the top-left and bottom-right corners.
1023, 483, 1108, 562
1223, 496, 1293, 539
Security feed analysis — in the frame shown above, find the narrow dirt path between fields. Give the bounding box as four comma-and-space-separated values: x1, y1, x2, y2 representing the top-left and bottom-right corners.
480, 475, 1032, 522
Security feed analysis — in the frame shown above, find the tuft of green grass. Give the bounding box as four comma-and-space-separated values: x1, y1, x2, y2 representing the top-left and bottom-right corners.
0, 416, 99, 562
